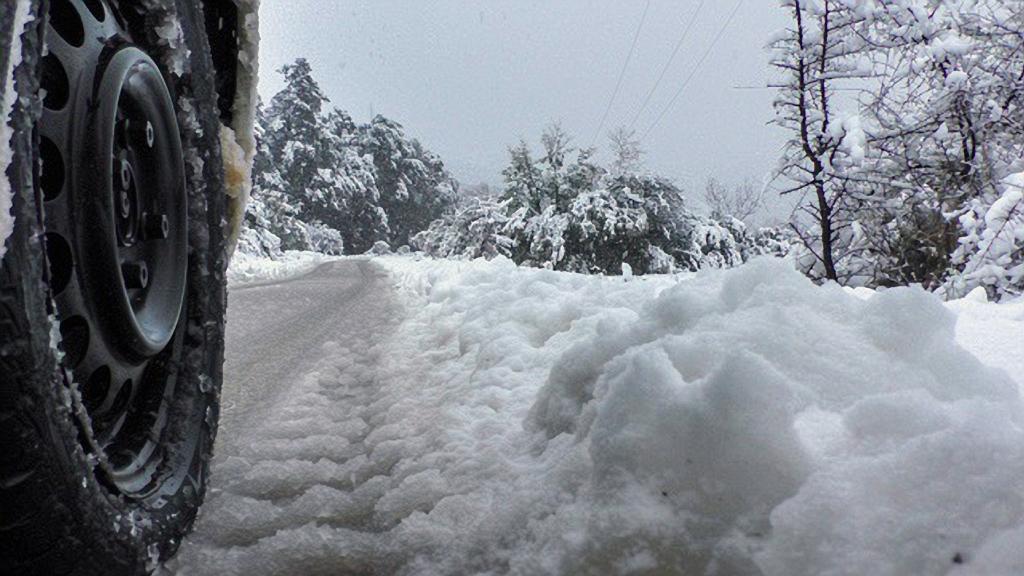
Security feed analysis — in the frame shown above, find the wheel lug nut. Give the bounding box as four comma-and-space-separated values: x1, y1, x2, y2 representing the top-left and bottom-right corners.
142, 213, 170, 240
120, 159, 132, 190
119, 191, 131, 218
123, 262, 149, 290
146, 121, 155, 148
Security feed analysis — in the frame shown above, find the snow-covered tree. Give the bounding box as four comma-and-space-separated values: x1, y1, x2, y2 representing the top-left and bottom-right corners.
770, 0, 873, 283
850, 1, 1023, 290
258, 59, 353, 252
242, 100, 344, 255
357, 116, 457, 249
947, 172, 1024, 299
242, 59, 456, 255
322, 109, 388, 253
770, 0, 1023, 296
425, 126, 750, 275
502, 140, 543, 215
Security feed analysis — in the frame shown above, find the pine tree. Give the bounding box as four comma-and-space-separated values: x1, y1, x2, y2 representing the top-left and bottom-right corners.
502, 140, 542, 214
263, 59, 331, 199
245, 101, 336, 254
357, 116, 457, 249
323, 109, 388, 253
258, 59, 349, 253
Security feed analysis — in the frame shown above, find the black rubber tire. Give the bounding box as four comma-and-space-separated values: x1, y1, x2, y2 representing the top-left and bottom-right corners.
0, 1, 228, 574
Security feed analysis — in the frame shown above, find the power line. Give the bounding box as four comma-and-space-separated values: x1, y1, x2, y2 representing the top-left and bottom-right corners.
640, 0, 745, 142
627, 0, 706, 131
590, 0, 652, 148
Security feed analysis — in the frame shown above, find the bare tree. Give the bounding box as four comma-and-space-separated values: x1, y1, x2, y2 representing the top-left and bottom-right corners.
608, 126, 644, 176
703, 177, 765, 223
771, 0, 871, 282
540, 121, 572, 170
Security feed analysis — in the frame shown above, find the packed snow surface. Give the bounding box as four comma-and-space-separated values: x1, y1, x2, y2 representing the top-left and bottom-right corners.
172, 256, 1024, 575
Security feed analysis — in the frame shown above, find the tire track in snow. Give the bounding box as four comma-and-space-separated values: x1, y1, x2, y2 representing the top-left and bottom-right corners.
170, 259, 409, 575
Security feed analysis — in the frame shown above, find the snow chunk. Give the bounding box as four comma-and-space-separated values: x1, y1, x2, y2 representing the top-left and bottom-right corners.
1, 0, 33, 262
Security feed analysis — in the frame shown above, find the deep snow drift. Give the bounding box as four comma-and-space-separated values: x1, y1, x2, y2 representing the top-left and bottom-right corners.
173, 255, 1024, 575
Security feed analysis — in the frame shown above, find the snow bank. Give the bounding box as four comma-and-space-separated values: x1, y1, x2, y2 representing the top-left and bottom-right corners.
378, 256, 1024, 575
946, 291, 1024, 393
176, 256, 1023, 575
0, 0, 33, 262
226, 251, 332, 288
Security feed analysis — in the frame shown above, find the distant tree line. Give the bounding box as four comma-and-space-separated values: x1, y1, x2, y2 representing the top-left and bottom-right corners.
414, 124, 789, 274
240, 59, 787, 277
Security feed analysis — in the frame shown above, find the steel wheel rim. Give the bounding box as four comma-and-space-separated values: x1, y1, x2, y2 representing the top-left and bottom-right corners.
38, 0, 189, 497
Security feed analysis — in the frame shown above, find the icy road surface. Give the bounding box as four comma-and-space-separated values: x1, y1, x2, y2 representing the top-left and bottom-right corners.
168, 256, 1024, 576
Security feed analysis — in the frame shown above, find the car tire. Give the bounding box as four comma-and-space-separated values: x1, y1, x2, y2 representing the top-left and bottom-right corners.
0, 1, 227, 574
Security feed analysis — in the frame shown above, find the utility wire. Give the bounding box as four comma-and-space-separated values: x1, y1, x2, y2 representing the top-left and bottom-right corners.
590, 0, 652, 148
640, 0, 745, 141
627, 0, 706, 131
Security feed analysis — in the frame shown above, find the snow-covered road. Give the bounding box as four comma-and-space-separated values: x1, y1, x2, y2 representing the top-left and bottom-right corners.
167, 255, 1024, 576
170, 259, 407, 574
216, 259, 399, 458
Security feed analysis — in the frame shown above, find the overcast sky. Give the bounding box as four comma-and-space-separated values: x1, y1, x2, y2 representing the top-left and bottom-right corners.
257, 0, 790, 198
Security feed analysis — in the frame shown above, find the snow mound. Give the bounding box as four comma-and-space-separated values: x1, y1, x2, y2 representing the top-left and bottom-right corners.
947, 292, 1024, 394
174, 256, 1023, 575
227, 251, 333, 288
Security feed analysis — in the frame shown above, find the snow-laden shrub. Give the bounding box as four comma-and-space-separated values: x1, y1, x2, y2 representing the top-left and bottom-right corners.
364, 240, 392, 256
501, 173, 748, 275
235, 225, 282, 259
562, 176, 666, 274
413, 197, 514, 260
300, 221, 345, 255
946, 171, 1024, 300
672, 215, 745, 272
739, 225, 795, 260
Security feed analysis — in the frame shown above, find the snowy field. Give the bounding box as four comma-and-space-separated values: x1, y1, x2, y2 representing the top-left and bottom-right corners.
171, 254, 1024, 575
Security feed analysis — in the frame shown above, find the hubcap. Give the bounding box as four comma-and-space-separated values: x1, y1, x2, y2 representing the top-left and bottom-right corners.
38, 0, 188, 495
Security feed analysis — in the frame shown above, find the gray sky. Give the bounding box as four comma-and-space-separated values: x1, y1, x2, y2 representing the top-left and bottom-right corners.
257, 0, 789, 201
